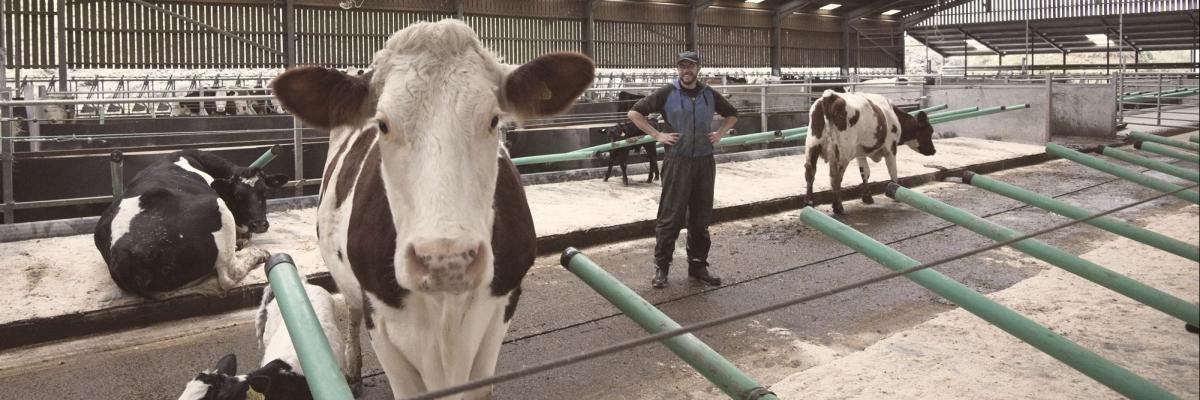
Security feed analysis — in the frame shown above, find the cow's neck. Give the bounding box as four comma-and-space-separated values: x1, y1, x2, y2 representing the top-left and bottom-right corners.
893, 107, 920, 143
183, 151, 237, 179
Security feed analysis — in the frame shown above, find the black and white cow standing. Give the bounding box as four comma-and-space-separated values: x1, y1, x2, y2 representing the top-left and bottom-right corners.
94, 150, 289, 296
178, 282, 346, 400
271, 19, 593, 398
804, 90, 936, 214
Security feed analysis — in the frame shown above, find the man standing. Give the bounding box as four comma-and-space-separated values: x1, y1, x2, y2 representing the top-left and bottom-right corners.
627, 51, 738, 289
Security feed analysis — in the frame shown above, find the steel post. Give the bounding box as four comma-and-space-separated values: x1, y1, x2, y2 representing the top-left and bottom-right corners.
1156, 73, 1163, 126
560, 248, 778, 400
760, 85, 768, 133
886, 183, 1199, 326
1100, 146, 1199, 183
799, 207, 1179, 400
1128, 131, 1200, 152
1134, 141, 1200, 164
1046, 143, 1199, 204
963, 172, 1199, 262
293, 117, 304, 197
264, 254, 355, 400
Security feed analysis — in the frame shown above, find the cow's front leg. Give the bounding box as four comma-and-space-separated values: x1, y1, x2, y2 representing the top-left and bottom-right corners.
857, 156, 873, 204
803, 143, 821, 207
885, 151, 899, 183
371, 324, 427, 397
216, 247, 269, 290
345, 299, 365, 397
646, 145, 659, 182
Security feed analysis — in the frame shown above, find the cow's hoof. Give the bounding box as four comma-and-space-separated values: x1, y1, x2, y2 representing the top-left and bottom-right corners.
831, 204, 845, 215
862, 196, 875, 204
235, 238, 250, 251
350, 380, 364, 398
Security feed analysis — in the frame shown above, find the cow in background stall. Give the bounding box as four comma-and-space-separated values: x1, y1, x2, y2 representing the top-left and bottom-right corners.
271, 19, 593, 397
94, 149, 289, 296
803, 90, 936, 214
600, 91, 660, 185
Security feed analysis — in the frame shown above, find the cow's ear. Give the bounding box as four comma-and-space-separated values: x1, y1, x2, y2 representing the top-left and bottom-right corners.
211, 178, 234, 198
502, 52, 594, 119
215, 354, 237, 376
916, 111, 930, 126
272, 66, 375, 130
264, 174, 290, 189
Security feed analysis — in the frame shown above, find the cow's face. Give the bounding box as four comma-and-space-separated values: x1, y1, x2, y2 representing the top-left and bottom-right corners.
178, 354, 285, 400
273, 19, 593, 293
905, 111, 937, 156
211, 167, 289, 234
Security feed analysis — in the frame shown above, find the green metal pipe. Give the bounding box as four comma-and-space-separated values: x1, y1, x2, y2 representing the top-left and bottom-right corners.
1135, 141, 1200, 164
511, 150, 596, 166
1046, 143, 1200, 204
963, 172, 1199, 263
886, 183, 1200, 327
1101, 147, 1199, 183
248, 144, 281, 170
264, 254, 355, 400
1190, 134, 1199, 143
798, 207, 1179, 400
927, 106, 980, 118
109, 150, 124, 201
560, 248, 778, 400
915, 103, 948, 113
1129, 131, 1200, 152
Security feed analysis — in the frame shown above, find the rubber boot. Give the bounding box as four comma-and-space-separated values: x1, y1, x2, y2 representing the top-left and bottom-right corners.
651, 264, 670, 289
688, 260, 721, 286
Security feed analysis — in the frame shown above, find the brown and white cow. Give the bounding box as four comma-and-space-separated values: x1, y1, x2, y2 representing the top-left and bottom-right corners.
272, 19, 594, 398
804, 90, 936, 214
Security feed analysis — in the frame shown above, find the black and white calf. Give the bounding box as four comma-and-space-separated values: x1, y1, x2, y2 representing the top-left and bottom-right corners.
599, 91, 660, 185
804, 90, 936, 214
93, 150, 288, 296
272, 19, 593, 398
178, 283, 347, 400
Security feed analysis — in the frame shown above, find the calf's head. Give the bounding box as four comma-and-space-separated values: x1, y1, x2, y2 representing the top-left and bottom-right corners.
273, 19, 593, 293
211, 167, 289, 234
178, 354, 297, 400
897, 109, 937, 156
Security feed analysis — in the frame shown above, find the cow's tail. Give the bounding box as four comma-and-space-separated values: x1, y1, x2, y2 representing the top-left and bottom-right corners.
255, 285, 275, 347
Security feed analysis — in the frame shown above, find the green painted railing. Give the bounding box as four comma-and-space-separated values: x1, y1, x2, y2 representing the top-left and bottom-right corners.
109, 150, 124, 201
560, 248, 778, 400
887, 183, 1200, 326
1100, 147, 1199, 183
264, 254, 354, 400
1129, 131, 1200, 152
799, 207, 1180, 400
249, 144, 282, 170
1046, 143, 1200, 204
963, 172, 1199, 262
1134, 141, 1200, 164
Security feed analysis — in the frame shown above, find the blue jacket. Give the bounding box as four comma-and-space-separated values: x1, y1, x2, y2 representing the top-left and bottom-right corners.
664, 79, 716, 158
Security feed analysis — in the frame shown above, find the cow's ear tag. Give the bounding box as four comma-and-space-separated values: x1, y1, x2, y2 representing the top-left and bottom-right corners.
538, 82, 553, 100
245, 388, 265, 400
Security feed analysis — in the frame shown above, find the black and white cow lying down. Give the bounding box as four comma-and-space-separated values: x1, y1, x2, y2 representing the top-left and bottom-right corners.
271, 19, 594, 398
804, 90, 936, 215
94, 149, 289, 296
178, 282, 346, 400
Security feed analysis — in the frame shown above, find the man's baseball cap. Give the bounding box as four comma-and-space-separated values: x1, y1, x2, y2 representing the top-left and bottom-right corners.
677, 51, 700, 64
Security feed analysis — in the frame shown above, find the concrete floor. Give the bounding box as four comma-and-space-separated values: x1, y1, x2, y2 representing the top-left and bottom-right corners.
1, 138, 1196, 399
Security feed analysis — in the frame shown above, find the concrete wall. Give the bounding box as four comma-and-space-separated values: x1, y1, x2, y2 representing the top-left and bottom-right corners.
924, 85, 1049, 144
1051, 84, 1115, 138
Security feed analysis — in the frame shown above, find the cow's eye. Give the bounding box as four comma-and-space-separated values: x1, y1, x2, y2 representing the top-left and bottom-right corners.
490, 116, 499, 129
377, 120, 389, 134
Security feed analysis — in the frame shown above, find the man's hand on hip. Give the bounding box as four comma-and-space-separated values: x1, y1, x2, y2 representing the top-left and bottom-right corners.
707, 130, 725, 144
656, 132, 680, 145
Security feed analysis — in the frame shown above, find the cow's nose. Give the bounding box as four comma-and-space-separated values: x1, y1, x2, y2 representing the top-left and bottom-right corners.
407, 240, 485, 293
250, 221, 269, 233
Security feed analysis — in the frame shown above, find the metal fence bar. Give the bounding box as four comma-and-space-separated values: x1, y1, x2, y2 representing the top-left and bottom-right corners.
1133, 141, 1200, 164
798, 207, 1179, 400
292, 117, 304, 197
1128, 131, 1200, 152
560, 248, 778, 400
963, 172, 1199, 262
886, 182, 1199, 326
1100, 146, 1199, 183
1046, 144, 1200, 204
109, 150, 124, 201
263, 254, 354, 400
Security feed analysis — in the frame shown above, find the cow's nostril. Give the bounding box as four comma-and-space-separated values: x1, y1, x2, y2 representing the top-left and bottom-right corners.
408, 240, 486, 292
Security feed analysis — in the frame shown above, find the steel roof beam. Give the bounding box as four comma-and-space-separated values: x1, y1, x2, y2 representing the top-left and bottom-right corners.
1029, 27, 1067, 54
959, 27, 1004, 55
